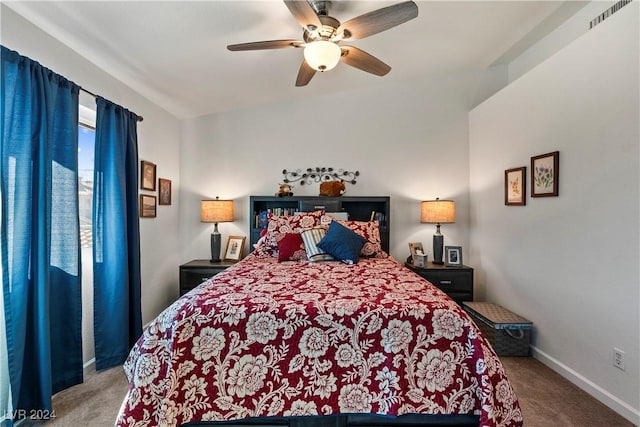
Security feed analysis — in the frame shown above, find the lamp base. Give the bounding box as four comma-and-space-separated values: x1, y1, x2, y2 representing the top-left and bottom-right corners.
433, 234, 444, 265
210, 232, 221, 263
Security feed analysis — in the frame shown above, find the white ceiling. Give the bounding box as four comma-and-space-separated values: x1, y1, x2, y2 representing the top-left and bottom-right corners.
5, 1, 587, 119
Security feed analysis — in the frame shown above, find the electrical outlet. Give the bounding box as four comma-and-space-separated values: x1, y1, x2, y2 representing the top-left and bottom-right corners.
613, 348, 625, 371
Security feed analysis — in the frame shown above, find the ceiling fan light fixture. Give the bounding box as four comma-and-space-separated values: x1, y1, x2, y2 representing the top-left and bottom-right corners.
303, 40, 341, 72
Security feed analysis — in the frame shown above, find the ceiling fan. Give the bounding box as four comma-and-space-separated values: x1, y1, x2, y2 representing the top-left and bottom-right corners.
227, 0, 419, 87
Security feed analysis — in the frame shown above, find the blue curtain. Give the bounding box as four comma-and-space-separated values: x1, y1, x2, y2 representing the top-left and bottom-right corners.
1, 46, 82, 424
93, 97, 142, 370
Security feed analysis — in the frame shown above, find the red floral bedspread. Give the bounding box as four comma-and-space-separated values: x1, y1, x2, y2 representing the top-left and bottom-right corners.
116, 255, 523, 427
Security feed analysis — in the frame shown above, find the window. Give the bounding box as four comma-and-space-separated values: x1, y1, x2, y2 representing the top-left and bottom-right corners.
78, 123, 95, 248
78, 104, 96, 367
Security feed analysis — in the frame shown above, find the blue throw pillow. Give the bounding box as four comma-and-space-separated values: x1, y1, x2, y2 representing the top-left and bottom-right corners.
317, 220, 366, 264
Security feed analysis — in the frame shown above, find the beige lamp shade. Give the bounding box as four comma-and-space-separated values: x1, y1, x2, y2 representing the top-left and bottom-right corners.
201, 199, 234, 223
421, 199, 455, 224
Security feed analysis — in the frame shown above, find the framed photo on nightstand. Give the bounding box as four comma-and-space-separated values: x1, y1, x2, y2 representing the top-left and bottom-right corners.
224, 236, 246, 262
445, 246, 463, 267
409, 242, 427, 267
408, 242, 424, 258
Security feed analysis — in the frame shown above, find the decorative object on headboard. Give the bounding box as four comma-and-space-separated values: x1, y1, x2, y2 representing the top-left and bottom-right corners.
282, 167, 359, 185
319, 180, 346, 197
276, 183, 294, 197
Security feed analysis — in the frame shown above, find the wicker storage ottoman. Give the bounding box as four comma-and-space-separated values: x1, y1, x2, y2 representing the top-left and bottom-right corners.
463, 302, 532, 356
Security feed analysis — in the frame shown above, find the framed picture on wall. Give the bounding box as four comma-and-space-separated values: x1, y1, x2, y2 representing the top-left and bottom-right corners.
140, 194, 156, 218
445, 246, 463, 267
158, 178, 172, 205
531, 151, 559, 197
141, 160, 156, 191
505, 167, 526, 206
224, 236, 246, 262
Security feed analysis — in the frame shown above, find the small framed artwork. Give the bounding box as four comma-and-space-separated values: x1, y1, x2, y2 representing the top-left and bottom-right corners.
141, 161, 156, 191
531, 151, 559, 197
140, 194, 156, 218
505, 167, 526, 206
224, 236, 246, 262
408, 242, 425, 258
445, 246, 463, 267
409, 242, 427, 267
158, 178, 172, 205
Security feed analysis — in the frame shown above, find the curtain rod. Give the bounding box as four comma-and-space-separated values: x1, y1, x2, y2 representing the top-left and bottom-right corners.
80, 87, 144, 122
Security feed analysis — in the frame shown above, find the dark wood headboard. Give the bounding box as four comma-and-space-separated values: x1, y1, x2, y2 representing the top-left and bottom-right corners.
249, 196, 390, 253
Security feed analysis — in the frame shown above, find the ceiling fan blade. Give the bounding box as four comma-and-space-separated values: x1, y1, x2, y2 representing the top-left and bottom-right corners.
341, 46, 391, 76
295, 60, 316, 87
283, 0, 322, 31
227, 40, 303, 51
337, 1, 418, 40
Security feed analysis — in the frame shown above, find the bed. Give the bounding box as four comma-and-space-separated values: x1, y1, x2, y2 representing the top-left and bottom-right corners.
116, 211, 523, 427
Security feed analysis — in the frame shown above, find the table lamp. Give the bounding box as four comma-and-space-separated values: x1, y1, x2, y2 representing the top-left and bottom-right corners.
421, 198, 456, 265
201, 197, 234, 262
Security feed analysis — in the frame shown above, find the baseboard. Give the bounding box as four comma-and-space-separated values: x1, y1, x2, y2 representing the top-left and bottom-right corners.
531, 346, 640, 425
82, 357, 96, 375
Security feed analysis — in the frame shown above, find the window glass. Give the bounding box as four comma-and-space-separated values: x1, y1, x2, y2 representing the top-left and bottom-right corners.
78, 124, 95, 248
78, 103, 97, 367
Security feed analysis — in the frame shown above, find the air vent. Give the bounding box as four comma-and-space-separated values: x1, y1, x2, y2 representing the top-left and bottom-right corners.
589, 0, 632, 29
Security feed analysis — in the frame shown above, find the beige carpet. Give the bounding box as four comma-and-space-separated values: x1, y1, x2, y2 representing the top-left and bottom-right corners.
21, 357, 635, 427
500, 357, 635, 427
21, 365, 128, 427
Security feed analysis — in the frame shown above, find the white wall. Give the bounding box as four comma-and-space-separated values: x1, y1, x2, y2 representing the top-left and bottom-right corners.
469, 4, 639, 423
507, 1, 616, 82
179, 72, 475, 265
1, 5, 183, 354
472, 1, 617, 109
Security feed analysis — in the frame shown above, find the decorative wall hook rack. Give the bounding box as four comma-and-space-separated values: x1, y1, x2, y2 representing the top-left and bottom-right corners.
282, 167, 359, 185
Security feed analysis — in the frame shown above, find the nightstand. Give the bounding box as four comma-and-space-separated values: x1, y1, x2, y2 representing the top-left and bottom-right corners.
179, 259, 236, 296
405, 261, 474, 305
